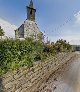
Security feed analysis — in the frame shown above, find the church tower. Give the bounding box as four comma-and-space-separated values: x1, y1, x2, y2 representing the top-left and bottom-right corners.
27, 0, 36, 21
15, 0, 43, 41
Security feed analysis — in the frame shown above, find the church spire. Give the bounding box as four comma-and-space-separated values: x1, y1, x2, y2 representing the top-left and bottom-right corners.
29, 0, 34, 8
27, 0, 36, 21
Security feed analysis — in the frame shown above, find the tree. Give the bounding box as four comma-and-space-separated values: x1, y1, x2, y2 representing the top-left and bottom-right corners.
55, 39, 72, 52
0, 27, 4, 39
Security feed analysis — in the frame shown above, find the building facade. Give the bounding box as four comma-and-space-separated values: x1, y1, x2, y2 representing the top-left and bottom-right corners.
15, 0, 43, 41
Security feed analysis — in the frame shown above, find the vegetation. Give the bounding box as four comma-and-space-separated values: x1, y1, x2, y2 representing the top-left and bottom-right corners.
0, 38, 72, 75
0, 27, 4, 39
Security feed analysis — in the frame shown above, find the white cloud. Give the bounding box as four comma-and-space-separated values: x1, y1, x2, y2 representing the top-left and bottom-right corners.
0, 12, 80, 45
66, 12, 80, 45
74, 11, 80, 24
0, 18, 17, 38
48, 11, 80, 45
70, 40, 80, 45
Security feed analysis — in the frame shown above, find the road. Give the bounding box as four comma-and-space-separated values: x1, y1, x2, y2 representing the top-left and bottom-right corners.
37, 52, 80, 92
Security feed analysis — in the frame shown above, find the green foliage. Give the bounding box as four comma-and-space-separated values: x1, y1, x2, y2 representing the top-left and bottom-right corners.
0, 28, 4, 38
0, 38, 72, 75
55, 39, 72, 52
0, 39, 44, 75
44, 39, 72, 55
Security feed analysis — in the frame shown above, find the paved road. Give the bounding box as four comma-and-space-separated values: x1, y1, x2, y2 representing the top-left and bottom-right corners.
54, 57, 80, 92
37, 53, 80, 92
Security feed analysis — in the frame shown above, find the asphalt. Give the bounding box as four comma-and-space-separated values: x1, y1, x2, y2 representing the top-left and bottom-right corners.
36, 52, 80, 92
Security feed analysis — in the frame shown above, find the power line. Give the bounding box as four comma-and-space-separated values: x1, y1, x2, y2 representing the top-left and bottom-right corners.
43, 10, 80, 41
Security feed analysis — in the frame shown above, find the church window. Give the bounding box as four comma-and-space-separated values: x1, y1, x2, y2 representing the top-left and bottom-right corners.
30, 9, 32, 15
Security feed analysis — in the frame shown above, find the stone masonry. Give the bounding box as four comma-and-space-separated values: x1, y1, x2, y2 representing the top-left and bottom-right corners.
15, 0, 43, 41
0, 52, 76, 92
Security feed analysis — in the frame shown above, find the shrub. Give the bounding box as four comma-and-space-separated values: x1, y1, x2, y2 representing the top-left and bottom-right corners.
0, 39, 72, 75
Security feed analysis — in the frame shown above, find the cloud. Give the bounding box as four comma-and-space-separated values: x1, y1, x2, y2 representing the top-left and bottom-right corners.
0, 18, 17, 38
74, 11, 80, 24
0, 11, 80, 45
48, 11, 80, 45
70, 40, 80, 45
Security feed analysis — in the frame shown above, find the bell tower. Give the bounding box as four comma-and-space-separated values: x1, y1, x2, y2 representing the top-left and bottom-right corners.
27, 0, 36, 21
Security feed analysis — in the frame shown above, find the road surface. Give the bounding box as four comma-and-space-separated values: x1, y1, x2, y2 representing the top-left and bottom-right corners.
37, 53, 80, 92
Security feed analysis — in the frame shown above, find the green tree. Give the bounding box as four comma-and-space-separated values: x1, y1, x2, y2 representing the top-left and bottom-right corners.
0, 28, 4, 39
55, 39, 72, 52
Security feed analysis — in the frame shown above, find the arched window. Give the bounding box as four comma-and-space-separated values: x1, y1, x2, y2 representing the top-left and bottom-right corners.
30, 9, 32, 15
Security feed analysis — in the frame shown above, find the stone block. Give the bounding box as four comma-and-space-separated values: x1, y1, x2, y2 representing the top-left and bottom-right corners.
5, 82, 13, 89
15, 87, 22, 92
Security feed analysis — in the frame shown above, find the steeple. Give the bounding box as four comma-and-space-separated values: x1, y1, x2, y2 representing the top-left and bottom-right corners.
27, 0, 36, 21
29, 0, 34, 8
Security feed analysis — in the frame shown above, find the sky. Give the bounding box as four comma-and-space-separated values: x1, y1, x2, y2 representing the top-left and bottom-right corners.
0, 0, 80, 45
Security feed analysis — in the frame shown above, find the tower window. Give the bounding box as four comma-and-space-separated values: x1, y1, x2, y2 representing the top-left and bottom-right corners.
30, 10, 32, 15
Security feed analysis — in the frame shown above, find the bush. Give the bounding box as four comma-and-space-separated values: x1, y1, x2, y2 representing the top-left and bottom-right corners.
0, 39, 44, 74
0, 39, 72, 75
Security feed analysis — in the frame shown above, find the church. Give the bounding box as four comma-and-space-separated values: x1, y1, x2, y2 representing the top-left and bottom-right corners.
15, 0, 43, 41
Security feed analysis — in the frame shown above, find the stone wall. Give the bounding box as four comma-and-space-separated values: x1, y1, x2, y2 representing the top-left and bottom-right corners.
24, 20, 43, 41
15, 20, 43, 41
15, 24, 24, 39
0, 52, 76, 92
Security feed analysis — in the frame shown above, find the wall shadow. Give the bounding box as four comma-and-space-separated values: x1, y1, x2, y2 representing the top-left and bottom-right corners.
0, 78, 4, 92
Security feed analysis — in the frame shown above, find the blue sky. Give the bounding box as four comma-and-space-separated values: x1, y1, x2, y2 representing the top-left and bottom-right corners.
0, 0, 80, 44
0, 0, 80, 26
